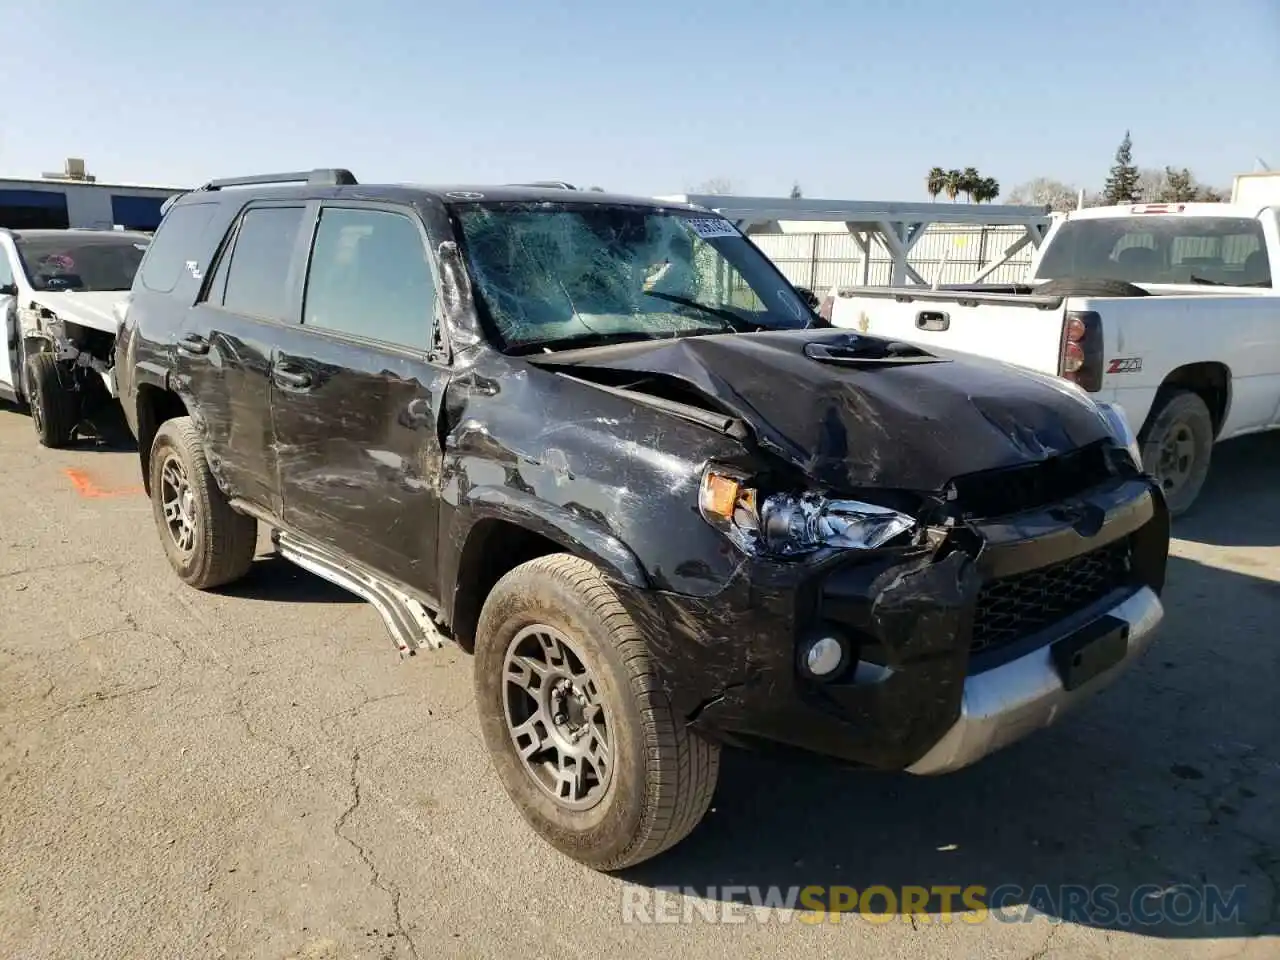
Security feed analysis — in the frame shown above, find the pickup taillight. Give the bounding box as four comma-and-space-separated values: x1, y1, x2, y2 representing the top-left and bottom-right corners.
1059, 310, 1103, 391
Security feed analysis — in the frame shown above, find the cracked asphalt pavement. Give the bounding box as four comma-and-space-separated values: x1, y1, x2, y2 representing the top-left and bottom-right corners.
0, 403, 1277, 960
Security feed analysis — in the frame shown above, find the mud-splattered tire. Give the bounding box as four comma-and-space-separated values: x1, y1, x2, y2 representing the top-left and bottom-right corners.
474, 553, 720, 871
25, 351, 79, 448
148, 416, 257, 589
1139, 389, 1214, 518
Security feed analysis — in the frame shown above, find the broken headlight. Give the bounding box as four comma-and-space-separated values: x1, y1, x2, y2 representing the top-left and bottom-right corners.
1094, 402, 1143, 471
698, 467, 916, 557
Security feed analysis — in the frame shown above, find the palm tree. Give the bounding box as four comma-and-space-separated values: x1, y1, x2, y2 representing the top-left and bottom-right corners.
960, 167, 981, 202
978, 176, 1001, 203
943, 169, 963, 202
926, 167, 946, 201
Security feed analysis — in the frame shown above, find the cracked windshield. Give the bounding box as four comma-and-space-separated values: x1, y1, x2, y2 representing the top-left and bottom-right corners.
455, 203, 813, 351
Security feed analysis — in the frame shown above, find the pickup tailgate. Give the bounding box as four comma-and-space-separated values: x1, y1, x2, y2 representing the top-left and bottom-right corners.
829, 288, 1069, 376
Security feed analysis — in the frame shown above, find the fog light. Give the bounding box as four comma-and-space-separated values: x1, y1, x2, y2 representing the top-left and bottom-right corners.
800, 633, 849, 681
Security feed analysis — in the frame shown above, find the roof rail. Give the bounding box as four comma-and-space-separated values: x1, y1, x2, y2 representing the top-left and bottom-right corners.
509, 180, 578, 190
198, 168, 358, 191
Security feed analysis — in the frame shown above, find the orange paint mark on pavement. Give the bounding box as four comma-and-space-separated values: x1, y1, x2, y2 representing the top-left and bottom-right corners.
63, 468, 145, 499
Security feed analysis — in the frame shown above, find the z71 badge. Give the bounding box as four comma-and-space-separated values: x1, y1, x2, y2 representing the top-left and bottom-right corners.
1107, 357, 1142, 374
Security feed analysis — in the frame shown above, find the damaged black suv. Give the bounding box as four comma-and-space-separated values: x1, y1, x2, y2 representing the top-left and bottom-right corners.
116, 169, 1171, 871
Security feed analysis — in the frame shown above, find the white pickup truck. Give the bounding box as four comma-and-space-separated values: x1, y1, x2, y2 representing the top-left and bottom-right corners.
822, 202, 1280, 515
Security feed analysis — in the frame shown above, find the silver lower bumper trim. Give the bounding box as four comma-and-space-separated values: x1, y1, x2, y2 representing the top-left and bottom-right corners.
906, 586, 1164, 775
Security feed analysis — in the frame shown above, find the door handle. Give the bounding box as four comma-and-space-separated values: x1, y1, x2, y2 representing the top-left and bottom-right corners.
177, 333, 209, 355
272, 365, 313, 389
916, 311, 950, 332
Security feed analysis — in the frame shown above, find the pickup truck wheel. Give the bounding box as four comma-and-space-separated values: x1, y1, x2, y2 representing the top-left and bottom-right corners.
474, 553, 721, 871
148, 416, 257, 589
1139, 389, 1213, 517
24, 351, 79, 448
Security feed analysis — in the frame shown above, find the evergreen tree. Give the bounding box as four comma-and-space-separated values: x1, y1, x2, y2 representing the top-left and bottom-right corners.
1103, 131, 1141, 204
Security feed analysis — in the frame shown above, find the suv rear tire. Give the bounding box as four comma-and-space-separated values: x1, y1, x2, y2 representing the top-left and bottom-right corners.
473, 553, 721, 870
1139, 389, 1214, 517
148, 416, 258, 589
25, 351, 79, 448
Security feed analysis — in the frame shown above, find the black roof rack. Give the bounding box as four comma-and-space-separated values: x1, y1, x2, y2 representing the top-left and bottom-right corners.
198, 168, 358, 191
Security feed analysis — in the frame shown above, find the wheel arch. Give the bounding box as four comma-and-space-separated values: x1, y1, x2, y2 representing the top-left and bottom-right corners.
134, 384, 190, 496
445, 491, 650, 654
1145, 361, 1232, 439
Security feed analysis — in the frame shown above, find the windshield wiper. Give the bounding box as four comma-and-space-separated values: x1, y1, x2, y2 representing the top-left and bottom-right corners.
642, 291, 754, 332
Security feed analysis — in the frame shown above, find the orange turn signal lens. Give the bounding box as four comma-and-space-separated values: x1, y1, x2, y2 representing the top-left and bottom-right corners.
699, 472, 741, 519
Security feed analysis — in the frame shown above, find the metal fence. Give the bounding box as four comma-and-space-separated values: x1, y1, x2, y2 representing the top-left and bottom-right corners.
748, 223, 1038, 290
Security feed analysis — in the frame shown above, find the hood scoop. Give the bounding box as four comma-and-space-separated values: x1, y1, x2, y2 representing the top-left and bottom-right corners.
802, 335, 949, 367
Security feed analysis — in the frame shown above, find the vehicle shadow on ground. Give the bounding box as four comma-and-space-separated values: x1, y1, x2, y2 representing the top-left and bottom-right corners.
1172, 432, 1280, 549
621, 454, 1280, 939
215, 554, 363, 605
69, 404, 139, 452
0, 399, 139, 452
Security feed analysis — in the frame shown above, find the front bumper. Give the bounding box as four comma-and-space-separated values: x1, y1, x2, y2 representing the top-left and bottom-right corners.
905, 584, 1163, 774
620, 472, 1170, 773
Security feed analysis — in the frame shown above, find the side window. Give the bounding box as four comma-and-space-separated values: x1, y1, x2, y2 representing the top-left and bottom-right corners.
302, 206, 436, 351
0, 246, 13, 287
140, 201, 218, 293
219, 206, 307, 322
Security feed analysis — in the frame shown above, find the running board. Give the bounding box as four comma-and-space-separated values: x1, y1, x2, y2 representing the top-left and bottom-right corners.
270, 529, 450, 656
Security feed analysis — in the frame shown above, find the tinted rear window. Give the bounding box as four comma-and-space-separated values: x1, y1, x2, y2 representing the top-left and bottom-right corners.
140, 201, 218, 293
220, 206, 306, 322
1035, 216, 1271, 287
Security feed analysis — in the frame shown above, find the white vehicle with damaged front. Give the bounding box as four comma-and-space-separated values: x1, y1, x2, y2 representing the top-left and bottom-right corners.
0, 227, 150, 446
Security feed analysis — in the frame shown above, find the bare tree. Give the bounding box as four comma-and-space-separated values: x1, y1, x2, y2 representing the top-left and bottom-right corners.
1007, 177, 1080, 212
1136, 167, 1172, 203
691, 177, 734, 195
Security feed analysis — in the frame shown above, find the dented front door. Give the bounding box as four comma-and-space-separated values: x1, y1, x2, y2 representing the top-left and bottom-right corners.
268, 201, 448, 596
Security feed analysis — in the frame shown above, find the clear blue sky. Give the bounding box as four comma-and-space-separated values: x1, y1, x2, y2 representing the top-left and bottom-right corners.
4, 0, 1277, 199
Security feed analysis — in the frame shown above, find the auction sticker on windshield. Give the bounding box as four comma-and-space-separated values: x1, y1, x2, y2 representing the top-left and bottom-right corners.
684, 217, 740, 240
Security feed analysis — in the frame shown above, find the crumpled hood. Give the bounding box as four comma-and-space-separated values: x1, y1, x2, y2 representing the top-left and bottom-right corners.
25, 290, 126, 334
530, 329, 1113, 492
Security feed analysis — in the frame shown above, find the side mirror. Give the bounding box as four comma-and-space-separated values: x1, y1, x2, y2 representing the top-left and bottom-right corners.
0, 283, 16, 297
436, 241, 482, 348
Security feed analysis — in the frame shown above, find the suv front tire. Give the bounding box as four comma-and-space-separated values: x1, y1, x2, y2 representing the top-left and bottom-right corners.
148, 416, 258, 589
473, 553, 721, 870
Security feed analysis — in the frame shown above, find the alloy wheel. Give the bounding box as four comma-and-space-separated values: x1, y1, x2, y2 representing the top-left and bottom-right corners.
502, 623, 613, 811
159, 454, 198, 555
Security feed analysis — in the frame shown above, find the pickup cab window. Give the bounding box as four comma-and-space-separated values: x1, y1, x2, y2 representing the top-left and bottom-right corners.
1035, 216, 1272, 287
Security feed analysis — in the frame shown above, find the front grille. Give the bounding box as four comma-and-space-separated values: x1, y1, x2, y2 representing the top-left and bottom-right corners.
950, 441, 1113, 519
970, 537, 1133, 654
